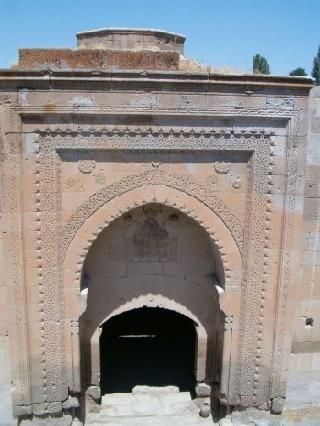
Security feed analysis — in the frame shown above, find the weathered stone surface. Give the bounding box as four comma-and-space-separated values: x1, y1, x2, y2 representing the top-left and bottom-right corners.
286, 370, 320, 410
62, 396, 80, 410
17, 27, 182, 72
132, 385, 180, 395
195, 383, 211, 397
18, 48, 61, 69
86, 386, 101, 402
232, 408, 282, 425
286, 85, 320, 417
219, 417, 232, 426
76, 28, 185, 53
18, 48, 180, 71
0, 337, 15, 425
87, 387, 213, 425
20, 414, 73, 426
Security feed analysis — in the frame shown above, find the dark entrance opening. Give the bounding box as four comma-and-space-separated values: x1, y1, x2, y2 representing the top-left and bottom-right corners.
100, 307, 197, 394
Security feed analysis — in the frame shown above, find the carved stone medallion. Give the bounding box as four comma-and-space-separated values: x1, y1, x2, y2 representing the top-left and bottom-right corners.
78, 159, 96, 174
214, 161, 231, 174
206, 175, 217, 186
232, 177, 242, 189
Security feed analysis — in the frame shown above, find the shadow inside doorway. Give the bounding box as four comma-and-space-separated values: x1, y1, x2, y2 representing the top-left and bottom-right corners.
100, 307, 197, 394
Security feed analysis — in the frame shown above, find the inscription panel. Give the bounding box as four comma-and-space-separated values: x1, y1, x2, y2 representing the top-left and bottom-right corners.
132, 217, 170, 262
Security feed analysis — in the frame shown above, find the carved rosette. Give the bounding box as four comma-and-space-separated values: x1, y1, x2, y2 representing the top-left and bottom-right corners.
206, 175, 217, 186
214, 161, 231, 174
232, 177, 242, 189
78, 159, 96, 174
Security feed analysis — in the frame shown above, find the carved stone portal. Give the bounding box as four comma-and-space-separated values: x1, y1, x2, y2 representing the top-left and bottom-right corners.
0, 26, 313, 426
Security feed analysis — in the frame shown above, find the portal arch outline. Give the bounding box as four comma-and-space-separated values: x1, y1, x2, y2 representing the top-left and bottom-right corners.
63, 181, 243, 404
63, 181, 243, 307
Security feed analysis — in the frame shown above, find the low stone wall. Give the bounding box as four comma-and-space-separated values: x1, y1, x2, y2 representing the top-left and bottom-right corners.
18, 49, 180, 71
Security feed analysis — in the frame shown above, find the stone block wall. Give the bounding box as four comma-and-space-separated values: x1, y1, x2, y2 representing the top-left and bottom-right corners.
0, 95, 15, 425
18, 49, 180, 71
0, 62, 313, 423
286, 86, 320, 411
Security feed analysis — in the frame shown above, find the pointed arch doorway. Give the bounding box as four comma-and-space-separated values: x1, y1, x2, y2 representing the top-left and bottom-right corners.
70, 198, 243, 410
99, 307, 197, 394
80, 203, 225, 397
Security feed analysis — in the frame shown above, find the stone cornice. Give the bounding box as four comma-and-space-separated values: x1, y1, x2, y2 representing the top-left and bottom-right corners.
0, 69, 314, 91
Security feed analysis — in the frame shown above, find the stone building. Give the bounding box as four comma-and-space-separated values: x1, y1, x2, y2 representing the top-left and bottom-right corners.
0, 28, 319, 425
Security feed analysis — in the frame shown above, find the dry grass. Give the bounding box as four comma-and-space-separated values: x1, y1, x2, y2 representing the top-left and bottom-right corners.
179, 55, 249, 75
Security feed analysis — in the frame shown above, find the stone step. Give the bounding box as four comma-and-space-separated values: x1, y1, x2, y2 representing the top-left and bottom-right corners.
132, 385, 180, 395
86, 387, 215, 425
86, 414, 215, 425
101, 389, 197, 417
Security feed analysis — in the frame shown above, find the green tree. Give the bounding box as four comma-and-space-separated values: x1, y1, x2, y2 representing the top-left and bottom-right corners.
289, 67, 307, 76
312, 46, 320, 85
253, 54, 270, 75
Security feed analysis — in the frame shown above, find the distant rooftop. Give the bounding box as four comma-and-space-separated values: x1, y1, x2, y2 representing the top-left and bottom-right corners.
76, 27, 186, 53
9, 27, 315, 84
77, 27, 185, 39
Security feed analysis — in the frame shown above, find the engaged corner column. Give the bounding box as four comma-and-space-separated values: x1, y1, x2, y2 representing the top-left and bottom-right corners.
196, 328, 208, 382
220, 315, 233, 399
91, 327, 102, 386
71, 320, 81, 393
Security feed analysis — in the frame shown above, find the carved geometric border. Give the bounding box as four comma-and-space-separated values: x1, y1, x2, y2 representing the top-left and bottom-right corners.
5, 133, 32, 414
31, 126, 277, 408
271, 134, 299, 403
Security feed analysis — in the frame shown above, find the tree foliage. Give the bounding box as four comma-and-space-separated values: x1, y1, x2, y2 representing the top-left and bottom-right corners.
253, 54, 270, 75
312, 46, 320, 85
289, 67, 307, 76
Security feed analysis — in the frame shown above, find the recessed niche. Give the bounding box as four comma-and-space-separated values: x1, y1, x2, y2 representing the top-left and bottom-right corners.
305, 317, 314, 327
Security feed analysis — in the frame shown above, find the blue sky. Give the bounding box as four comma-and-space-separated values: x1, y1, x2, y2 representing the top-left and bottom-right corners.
0, 0, 319, 75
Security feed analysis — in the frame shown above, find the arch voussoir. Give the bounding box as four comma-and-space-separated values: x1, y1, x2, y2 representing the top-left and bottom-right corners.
62, 171, 243, 260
